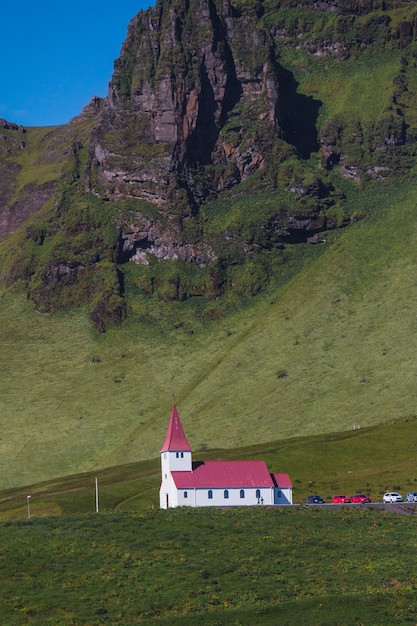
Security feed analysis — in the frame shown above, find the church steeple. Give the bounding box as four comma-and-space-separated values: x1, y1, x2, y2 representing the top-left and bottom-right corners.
160, 404, 192, 453
160, 404, 193, 508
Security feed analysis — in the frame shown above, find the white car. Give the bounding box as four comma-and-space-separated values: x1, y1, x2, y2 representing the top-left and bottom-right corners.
383, 492, 403, 503
406, 492, 417, 502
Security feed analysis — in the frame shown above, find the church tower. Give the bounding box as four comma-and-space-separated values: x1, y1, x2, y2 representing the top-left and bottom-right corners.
159, 404, 192, 508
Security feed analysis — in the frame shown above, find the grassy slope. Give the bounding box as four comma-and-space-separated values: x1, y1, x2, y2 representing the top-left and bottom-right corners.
291, 45, 401, 124
2, 175, 417, 489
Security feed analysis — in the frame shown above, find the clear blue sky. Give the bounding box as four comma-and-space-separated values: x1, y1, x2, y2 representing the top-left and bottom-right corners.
1, 1, 154, 127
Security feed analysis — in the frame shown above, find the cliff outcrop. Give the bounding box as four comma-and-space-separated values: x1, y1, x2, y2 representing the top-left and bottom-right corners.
88, 0, 281, 211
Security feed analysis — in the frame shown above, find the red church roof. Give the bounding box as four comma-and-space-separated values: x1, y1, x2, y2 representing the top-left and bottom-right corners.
272, 473, 293, 489
171, 460, 275, 489
160, 404, 192, 452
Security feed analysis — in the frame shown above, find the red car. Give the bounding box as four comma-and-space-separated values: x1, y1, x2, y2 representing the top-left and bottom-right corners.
332, 494, 351, 504
351, 494, 371, 504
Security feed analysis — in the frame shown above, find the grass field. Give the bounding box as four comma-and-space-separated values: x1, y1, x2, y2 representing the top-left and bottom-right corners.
2, 506, 417, 625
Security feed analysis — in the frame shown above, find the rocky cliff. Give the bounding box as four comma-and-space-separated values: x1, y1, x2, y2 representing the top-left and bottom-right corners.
2, 0, 417, 328
90, 0, 279, 207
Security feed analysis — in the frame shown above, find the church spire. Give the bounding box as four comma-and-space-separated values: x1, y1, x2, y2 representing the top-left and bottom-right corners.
160, 404, 192, 452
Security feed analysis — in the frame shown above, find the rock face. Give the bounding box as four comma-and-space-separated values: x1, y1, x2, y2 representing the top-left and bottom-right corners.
118, 215, 214, 266
88, 0, 281, 211
0, 121, 27, 238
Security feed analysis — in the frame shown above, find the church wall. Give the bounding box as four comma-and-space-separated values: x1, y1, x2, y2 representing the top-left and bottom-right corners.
274, 487, 293, 505
176, 487, 275, 507
161, 450, 192, 473
159, 472, 179, 509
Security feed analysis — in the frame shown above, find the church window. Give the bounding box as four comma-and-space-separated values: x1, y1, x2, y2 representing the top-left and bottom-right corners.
181, 452, 184, 458
240, 489, 245, 499
184, 491, 188, 498
208, 490, 213, 499
256, 489, 261, 499
176, 452, 179, 458
224, 489, 229, 499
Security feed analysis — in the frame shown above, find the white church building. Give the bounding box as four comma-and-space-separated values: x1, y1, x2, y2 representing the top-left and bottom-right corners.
159, 404, 293, 509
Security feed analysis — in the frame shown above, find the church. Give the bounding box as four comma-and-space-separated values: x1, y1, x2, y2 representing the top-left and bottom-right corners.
159, 404, 293, 509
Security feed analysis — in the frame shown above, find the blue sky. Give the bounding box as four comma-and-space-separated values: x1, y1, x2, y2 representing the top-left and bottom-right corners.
1, 1, 153, 127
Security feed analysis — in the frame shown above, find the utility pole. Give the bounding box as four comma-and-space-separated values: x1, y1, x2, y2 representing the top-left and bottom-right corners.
95, 478, 99, 513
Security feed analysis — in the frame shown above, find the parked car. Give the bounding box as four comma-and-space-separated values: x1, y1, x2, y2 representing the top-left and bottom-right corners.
306, 495, 325, 504
406, 492, 417, 502
332, 494, 351, 504
351, 494, 371, 504
383, 492, 403, 503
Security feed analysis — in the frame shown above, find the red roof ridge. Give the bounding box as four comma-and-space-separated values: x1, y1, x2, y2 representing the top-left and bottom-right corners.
160, 404, 192, 452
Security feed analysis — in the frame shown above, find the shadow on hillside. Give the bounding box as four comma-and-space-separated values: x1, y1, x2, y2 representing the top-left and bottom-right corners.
275, 62, 322, 159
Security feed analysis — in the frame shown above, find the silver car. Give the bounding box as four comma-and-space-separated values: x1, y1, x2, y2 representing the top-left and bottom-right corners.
406, 492, 417, 502
383, 492, 403, 503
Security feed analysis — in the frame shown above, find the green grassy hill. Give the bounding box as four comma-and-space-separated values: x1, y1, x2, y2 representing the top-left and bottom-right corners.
2, 174, 417, 489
